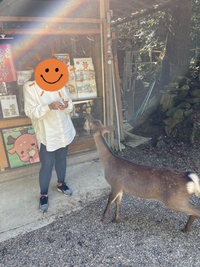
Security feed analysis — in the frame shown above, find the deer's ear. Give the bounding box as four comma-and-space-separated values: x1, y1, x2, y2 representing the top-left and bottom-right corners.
102, 125, 115, 135
7, 147, 16, 154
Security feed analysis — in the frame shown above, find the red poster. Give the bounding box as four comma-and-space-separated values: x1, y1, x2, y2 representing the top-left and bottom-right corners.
0, 44, 17, 82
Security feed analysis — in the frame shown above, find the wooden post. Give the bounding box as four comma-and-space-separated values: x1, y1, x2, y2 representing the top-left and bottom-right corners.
100, 0, 108, 128
0, 132, 8, 170
112, 32, 124, 141
100, 0, 114, 146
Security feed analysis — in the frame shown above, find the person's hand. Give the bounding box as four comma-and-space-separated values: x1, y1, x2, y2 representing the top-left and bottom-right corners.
59, 100, 69, 110
63, 100, 69, 109
48, 101, 63, 110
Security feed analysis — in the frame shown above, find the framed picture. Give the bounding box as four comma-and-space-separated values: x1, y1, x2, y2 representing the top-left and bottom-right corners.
2, 125, 40, 169
0, 95, 19, 118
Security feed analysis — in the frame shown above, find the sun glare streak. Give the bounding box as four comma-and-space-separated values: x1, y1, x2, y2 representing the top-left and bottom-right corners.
13, 1, 91, 63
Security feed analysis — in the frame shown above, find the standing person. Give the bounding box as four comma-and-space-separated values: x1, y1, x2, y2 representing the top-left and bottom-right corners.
23, 57, 76, 213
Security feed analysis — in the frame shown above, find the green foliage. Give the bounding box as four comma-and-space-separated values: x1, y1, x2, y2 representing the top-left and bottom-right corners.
114, 11, 167, 51
191, 0, 200, 48
114, 1, 199, 52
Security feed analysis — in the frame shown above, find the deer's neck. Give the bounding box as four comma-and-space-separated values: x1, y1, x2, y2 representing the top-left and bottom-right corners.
93, 134, 113, 166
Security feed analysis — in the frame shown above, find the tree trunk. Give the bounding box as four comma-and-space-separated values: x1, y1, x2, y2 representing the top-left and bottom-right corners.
161, 0, 192, 85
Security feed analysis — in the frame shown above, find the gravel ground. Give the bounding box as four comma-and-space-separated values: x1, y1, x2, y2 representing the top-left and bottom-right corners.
1, 138, 200, 267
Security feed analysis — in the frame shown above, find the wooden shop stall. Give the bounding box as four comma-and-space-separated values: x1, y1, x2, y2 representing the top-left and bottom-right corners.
0, 0, 122, 171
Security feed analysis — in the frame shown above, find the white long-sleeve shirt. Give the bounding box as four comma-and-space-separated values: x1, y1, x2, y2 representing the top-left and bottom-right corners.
23, 81, 76, 151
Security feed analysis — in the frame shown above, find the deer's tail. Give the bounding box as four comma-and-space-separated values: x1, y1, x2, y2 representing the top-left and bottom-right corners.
186, 173, 200, 197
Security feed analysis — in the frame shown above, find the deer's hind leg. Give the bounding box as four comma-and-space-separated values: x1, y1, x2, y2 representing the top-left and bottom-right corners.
103, 189, 123, 221
169, 201, 200, 232
113, 191, 123, 223
182, 215, 196, 233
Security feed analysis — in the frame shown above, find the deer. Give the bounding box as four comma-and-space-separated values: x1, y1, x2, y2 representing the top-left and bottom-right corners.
87, 115, 200, 233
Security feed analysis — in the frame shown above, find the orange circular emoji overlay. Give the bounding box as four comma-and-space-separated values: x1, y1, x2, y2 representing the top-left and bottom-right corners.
34, 58, 69, 91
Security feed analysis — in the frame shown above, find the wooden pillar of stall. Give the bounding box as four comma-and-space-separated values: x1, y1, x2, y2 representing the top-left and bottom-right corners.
100, 0, 114, 146
112, 32, 124, 141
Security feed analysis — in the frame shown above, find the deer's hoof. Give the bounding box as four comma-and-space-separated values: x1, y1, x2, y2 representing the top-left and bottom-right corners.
181, 228, 188, 233
112, 218, 120, 223
101, 216, 106, 221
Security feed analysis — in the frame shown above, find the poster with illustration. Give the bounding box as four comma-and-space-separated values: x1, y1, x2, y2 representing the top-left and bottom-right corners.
73, 59, 97, 98
73, 58, 94, 71
2, 125, 40, 168
66, 65, 78, 99
0, 95, 19, 118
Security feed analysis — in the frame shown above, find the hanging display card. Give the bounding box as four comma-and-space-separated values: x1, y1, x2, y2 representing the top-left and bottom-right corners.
0, 95, 19, 118
0, 44, 17, 83
66, 66, 78, 100
55, 53, 70, 66
73, 58, 97, 99
73, 58, 94, 71
17, 70, 34, 85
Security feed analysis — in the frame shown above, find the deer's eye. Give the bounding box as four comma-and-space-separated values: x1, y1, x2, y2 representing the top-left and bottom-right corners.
21, 151, 24, 155
31, 143, 36, 146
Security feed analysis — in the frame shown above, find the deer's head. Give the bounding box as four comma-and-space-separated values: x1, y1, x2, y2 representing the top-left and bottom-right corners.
86, 115, 115, 136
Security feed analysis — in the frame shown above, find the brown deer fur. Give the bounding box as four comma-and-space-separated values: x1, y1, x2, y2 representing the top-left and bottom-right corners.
89, 116, 200, 232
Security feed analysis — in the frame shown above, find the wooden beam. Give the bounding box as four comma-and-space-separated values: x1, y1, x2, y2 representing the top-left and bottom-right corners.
0, 16, 105, 24
0, 117, 31, 128
0, 131, 8, 170
1, 29, 101, 35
